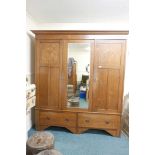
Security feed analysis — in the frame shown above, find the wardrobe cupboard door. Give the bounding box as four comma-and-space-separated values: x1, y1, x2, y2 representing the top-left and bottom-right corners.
36, 40, 62, 109
93, 40, 126, 113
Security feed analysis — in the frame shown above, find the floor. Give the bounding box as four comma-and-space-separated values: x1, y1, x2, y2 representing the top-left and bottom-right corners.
78, 98, 88, 108
28, 127, 129, 155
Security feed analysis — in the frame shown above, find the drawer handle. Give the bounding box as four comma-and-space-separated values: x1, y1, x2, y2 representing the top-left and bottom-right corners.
85, 119, 90, 123
65, 118, 69, 122
105, 121, 110, 124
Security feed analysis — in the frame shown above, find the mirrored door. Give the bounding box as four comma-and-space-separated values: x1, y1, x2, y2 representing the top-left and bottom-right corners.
66, 41, 92, 109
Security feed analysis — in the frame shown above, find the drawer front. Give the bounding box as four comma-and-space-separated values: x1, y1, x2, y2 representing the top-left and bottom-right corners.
40, 111, 77, 127
78, 113, 120, 129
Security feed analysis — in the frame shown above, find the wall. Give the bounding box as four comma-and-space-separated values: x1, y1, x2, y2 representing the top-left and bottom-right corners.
34, 22, 129, 30
26, 13, 37, 83
26, 32, 35, 84
26, 14, 36, 135
122, 93, 129, 136
122, 44, 129, 136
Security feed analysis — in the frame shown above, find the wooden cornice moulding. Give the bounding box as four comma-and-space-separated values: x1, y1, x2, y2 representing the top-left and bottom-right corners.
31, 30, 129, 35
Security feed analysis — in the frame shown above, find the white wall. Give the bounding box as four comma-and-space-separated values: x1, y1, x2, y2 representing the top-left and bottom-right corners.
26, 13, 37, 30
26, 13, 37, 83
34, 22, 129, 31
124, 43, 129, 96
26, 14, 36, 135
26, 32, 35, 83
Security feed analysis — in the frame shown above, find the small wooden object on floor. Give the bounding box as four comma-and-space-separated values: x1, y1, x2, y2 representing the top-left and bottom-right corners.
26, 131, 54, 155
37, 149, 62, 155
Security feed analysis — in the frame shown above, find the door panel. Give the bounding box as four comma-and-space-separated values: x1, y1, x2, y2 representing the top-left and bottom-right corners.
94, 69, 108, 109
39, 67, 49, 107
40, 42, 60, 66
48, 68, 60, 108
93, 40, 125, 112
95, 43, 122, 68
38, 40, 62, 109
107, 69, 120, 110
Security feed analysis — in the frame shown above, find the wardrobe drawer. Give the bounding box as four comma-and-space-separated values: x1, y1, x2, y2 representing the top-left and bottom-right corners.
78, 113, 120, 129
40, 111, 77, 127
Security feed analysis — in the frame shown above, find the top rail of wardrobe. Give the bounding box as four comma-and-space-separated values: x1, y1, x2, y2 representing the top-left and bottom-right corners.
31, 30, 129, 35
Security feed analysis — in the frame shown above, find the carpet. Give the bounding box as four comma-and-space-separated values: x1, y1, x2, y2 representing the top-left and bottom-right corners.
28, 127, 129, 155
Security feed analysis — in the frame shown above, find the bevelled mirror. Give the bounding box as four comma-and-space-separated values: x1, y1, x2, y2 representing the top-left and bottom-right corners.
66, 43, 91, 109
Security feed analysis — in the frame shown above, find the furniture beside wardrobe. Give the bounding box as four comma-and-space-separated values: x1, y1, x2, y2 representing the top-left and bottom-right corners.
32, 30, 128, 137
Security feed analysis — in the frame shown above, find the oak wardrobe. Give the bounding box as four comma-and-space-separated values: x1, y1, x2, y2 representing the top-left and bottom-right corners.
32, 30, 128, 137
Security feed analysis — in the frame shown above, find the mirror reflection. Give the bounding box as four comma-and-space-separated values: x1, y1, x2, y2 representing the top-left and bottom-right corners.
67, 43, 90, 109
